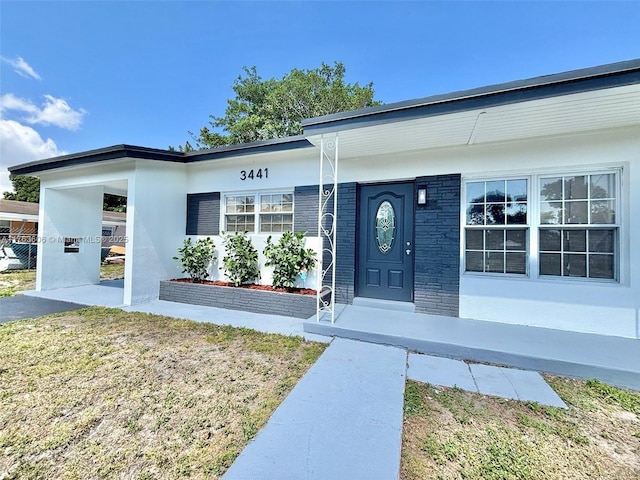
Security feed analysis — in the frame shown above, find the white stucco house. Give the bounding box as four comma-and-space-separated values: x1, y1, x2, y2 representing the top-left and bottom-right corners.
9, 59, 640, 339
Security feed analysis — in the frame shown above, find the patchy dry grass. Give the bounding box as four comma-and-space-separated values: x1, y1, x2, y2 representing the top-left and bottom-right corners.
402, 377, 640, 479
0, 307, 326, 479
0, 264, 125, 297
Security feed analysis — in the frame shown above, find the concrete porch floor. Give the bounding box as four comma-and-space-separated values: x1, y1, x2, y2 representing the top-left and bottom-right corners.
304, 305, 640, 391
22, 279, 126, 308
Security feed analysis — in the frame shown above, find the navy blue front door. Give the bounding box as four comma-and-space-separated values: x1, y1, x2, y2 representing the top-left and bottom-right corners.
357, 182, 414, 302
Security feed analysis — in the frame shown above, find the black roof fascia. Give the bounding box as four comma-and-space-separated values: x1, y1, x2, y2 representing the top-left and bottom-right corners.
183, 136, 313, 163
302, 59, 640, 135
9, 144, 185, 176
9, 136, 313, 176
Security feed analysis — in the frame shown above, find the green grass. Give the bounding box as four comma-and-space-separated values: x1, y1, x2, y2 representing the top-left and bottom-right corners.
0, 307, 326, 479
0, 263, 125, 297
402, 378, 640, 480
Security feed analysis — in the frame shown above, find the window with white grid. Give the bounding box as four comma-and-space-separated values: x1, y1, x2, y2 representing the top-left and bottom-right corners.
224, 192, 293, 233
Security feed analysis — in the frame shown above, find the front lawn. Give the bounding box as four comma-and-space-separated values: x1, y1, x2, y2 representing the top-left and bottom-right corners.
0, 308, 326, 479
0, 263, 125, 297
402, 376, 640, 479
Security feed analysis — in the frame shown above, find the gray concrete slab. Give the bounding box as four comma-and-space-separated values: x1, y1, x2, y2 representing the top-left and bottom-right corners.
407, 353, 478, 392
125, 300, 330, 343
469, 363, 521, 400
223, 338, 407, 480
470, 363, 567, 408
305, 305, 640, 391
0, 295, 84, 323
22, 279, 125, 307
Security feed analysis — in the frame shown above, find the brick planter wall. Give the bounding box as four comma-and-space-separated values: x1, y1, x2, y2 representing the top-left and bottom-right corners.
159, 280, 325, 319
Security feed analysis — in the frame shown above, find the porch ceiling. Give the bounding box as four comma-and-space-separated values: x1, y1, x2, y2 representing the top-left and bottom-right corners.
306, 84, 640, 159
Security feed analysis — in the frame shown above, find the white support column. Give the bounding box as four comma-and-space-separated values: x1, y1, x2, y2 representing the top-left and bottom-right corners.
37, 185, 104, 290
123, 161, 187, 305
316, 134, 338, 323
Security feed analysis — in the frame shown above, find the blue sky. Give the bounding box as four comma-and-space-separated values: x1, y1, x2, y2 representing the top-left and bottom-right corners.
1, 1, 639, 193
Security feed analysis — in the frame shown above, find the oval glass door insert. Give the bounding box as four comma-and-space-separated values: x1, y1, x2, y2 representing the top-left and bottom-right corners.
375, 200, 396, 253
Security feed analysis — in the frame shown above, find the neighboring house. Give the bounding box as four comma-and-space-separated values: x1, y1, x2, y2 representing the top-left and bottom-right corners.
8, 59, 640, 339
0, 199, 126, 270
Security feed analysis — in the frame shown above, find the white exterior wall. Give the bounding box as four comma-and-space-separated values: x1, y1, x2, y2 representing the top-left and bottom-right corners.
187, 149, 322, 290
190, 234, 322, 290
37, 185, 104, 290
333, 127, 639, 338
124, 160, 187, 304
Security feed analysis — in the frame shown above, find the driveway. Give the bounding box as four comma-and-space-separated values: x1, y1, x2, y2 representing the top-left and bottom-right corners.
0, 295, 84, 324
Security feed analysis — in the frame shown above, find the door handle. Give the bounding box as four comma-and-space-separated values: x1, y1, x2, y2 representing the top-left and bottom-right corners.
406, 249, 412, 255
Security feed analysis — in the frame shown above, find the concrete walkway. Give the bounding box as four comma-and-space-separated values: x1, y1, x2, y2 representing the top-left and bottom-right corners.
223, 338, 407, 480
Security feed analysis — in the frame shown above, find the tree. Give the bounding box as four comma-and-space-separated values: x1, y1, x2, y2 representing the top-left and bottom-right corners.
178, 62, 380, 150
2, 175, 41, 202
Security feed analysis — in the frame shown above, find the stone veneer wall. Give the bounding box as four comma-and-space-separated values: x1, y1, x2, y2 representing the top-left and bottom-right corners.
159, 280, 321, 319
186, 192, 220, 235
413, 174, 461, 316
293, 183, 357, 305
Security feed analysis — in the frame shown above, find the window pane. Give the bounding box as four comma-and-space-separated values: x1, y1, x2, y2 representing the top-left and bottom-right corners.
591, 200, 615, 224
589, 255, 614, 279
540, 201, 562, 224
540, 177, 562, 201
564, 201, 588, 224
485, 229, 504, 250
466, 182, 485, 203
589, 229, 615, 253
540, 253, 561, 276
506, 252, 526, 274
565, 254, 587, 277
507, 179, 527, 202
485, 181, 505, 202
226, 214, 255, 233
590, 174, 615, 199
485, 204, 505, 225
563, 230, 586, 253
466, 204, 485, 225
485, 251, 504, 273
245, 197, 255, 213
466, 229, 484, 250
505, 229, 526, 251
539, 229, 561, 251
506, 202, 527, 224
465, 251, 484, 272
565, 176, 588, 200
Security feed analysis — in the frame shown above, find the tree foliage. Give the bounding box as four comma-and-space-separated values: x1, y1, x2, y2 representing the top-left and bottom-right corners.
2, 175, 41, 203
179, 62, 380, 150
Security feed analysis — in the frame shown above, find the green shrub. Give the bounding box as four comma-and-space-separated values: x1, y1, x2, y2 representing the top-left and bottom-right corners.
263, 231, 317, 289
173, 237, 216, 283
222, 232, 260, 287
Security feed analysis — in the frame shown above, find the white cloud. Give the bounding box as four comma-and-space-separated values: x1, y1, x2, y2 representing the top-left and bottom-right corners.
0, 119, 64, 194
1, 93, 86, 130
0, 56, 42, 80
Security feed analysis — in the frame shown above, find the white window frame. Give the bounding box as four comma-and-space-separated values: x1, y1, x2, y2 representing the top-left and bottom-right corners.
463, 176, 530, 276
537, 170, 620, 282
222, 191, 294, 234
462, 167, 622, 284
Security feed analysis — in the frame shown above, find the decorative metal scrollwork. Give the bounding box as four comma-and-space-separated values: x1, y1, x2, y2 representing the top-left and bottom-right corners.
317, 135, 338, 323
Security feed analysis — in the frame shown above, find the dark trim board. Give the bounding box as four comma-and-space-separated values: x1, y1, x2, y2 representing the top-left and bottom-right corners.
303, 59, 640, 134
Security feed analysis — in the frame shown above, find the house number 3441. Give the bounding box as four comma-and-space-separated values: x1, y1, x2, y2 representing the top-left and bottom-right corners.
240, 168, 268, 181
